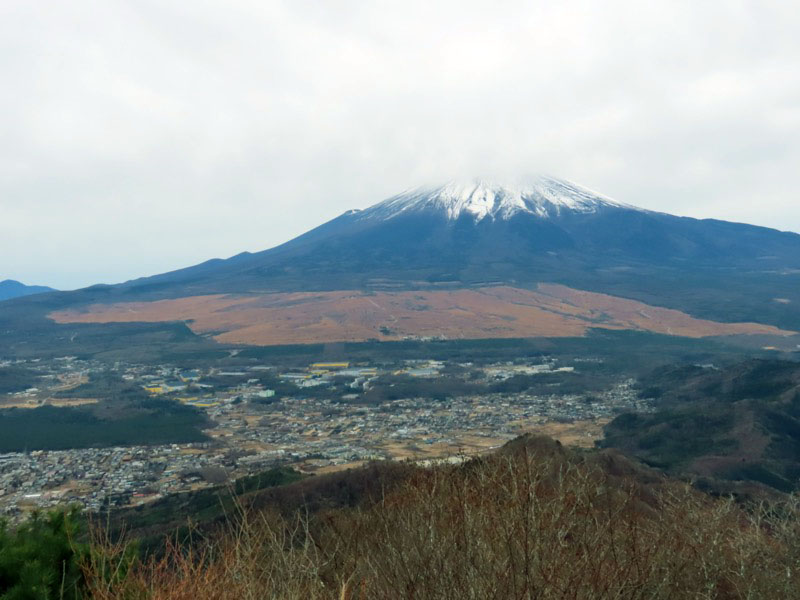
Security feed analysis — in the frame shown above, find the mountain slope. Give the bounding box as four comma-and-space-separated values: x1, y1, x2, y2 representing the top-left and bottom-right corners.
122, 177, 800, 296
0, 279, 56, 301
50, 285, 792, 346
5, 176, 800, 355
103, 177, 800, 330
602, 360, 800, 493
92, 436, 800, 598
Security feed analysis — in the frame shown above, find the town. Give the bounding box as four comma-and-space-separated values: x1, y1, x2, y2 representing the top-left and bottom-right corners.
0, 353, 652, 521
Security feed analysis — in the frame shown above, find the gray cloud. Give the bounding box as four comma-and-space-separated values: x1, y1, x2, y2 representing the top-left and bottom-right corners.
1, 0, 798, 289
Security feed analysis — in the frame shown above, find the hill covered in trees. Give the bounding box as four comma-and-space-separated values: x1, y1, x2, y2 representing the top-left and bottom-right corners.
0, 372, 211, 451
602, 359, 800, 493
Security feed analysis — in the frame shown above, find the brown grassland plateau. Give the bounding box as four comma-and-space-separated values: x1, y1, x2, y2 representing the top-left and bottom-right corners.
50, 284, 793, 346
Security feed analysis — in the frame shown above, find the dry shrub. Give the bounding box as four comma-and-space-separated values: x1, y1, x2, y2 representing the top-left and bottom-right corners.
84, 509, 333, 600
82, 441, 800, 599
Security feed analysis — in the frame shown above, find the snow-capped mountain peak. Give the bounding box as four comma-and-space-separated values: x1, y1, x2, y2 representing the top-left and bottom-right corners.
360, 176, 632, 222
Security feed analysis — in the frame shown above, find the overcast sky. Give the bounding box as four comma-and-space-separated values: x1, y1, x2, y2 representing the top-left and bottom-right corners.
2, 1, 799, 290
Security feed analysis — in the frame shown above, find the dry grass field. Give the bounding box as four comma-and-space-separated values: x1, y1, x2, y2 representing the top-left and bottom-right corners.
45, 397, 100, 408
50, 284, 793, 346
0, 396, 99, 409
81, 437, 800, 599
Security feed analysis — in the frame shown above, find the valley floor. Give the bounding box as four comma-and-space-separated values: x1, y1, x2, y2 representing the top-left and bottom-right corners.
0, 354, 645, 520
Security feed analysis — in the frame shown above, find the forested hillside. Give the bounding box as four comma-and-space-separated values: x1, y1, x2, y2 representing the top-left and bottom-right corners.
603, 359, 800, 493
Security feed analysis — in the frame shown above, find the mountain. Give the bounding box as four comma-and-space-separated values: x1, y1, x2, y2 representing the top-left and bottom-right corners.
103, 176, 800, 327
117, 177, 800, 302
602, 359, 800, 493
0, 279, 56, 301
5, 176, 800, 353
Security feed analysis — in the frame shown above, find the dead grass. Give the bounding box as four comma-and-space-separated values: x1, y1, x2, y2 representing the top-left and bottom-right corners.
49, 285, 793, 346
83, 439, 800, 599
46, 397, 100, 408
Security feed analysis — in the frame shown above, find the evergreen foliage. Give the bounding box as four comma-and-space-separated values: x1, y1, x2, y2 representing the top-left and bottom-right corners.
0, 508, 86, 600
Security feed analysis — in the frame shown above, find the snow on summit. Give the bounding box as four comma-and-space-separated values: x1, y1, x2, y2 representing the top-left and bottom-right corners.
360, 176, 632, 222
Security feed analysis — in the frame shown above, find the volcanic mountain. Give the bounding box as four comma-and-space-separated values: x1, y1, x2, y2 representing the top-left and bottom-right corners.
103, 177, 800, 301
24, 176, 798, 348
